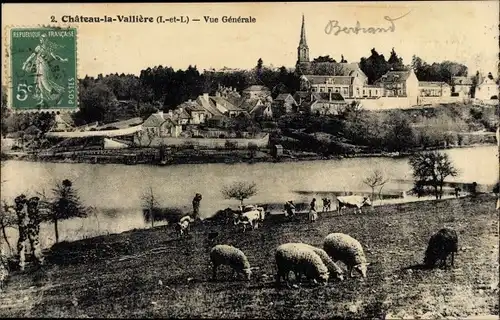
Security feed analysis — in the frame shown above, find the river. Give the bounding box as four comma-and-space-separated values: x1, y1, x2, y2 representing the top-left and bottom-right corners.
1, 145, 498, 250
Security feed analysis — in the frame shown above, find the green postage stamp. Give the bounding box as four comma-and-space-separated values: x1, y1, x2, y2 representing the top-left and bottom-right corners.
9, 27, 77, 112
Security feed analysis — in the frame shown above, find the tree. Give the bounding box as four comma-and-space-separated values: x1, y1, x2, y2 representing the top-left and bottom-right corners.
313, 55, 336, 63
141, 186, 160, 228
47, 179, 88, 243
408, 151, 458, 200
0, 201, 15, 253
256, 58, 264, 80
363, 169, 389, 202
221, 181, 258, 206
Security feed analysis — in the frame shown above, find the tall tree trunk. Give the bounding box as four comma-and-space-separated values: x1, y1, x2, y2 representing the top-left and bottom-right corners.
0, 223, 12, 253
54, 218, 59, 243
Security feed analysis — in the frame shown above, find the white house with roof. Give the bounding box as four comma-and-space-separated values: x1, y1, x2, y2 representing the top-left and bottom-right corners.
242, 85, 271, 100
475, 76, 499, 100
142, 110, 182, 138
273, 93, 299, 114
210, 94, 245, 118
418, 81, 451, 97
300, 72, 369, 99
451, 76, 473, 97
374, 69, 419, 98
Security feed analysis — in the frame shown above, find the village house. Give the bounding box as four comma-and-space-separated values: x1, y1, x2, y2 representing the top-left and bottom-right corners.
210, 94, 245, 118
361, 85, 384, 98
272, 93, 299, 114
374, 69, 419, 98
242, 85, 271, 100
302, 92, 347, 115
177, 100, 209, 125
142, 110, 182, 138
300, 73, 368, 99
418, 81, 452, 97
451, 76, 473, 97
49, 113, 75, 132
474, 76, 499, 100
248, 96, 274, 120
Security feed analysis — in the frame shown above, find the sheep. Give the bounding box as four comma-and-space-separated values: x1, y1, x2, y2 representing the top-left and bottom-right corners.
275, 243, 329, 286
423, 227, 458, 269
210, 244, 252, 281
291, 243, 345, 282
323, 233, 370, 278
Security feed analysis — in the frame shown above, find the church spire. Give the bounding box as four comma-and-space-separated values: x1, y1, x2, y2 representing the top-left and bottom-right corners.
300, 14, 307, 46
297, 14, 310, 63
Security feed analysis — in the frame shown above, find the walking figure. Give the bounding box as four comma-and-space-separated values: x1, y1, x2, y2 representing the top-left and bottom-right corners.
454, 187, 461, 198
14, 194, 28, 271
309, 198, 318, 222
192, 193, 203, 220
27, 197, 44, 266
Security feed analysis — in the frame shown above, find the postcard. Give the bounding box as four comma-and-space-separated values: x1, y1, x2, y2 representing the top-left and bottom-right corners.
1, 2, 499, 319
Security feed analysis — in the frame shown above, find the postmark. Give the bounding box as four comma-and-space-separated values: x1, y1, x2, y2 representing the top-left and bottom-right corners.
8, 27, 77, 112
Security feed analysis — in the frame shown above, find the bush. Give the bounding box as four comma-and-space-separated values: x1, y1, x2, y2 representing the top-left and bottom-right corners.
225, 140, 237, 150
143, 207, 185, 224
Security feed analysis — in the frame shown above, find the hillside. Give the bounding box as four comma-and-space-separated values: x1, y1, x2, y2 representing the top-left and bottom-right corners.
0, 195, 498, 318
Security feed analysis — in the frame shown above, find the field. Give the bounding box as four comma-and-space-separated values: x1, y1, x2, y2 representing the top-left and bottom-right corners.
0, 195, 498, 319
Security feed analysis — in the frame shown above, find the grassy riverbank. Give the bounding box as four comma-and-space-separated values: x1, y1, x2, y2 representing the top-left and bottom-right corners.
0, 194, 498, 318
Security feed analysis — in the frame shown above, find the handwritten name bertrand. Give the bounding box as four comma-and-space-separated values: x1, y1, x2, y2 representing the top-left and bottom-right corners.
325, 12, 411, 36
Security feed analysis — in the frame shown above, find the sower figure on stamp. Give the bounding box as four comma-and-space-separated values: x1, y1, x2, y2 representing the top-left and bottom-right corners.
27, 196, 44, 266
192, 193, 203, 220
14, 194, 28, 271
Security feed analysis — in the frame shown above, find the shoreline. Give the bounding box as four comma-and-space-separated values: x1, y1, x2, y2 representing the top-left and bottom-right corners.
1, 142, 496, 166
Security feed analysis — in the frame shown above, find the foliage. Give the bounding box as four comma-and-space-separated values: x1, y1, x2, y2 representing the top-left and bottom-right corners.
47, 179, 89, 243
411, 56, 468, 83
408, 151, 458, 199
313, 55, 336, 63
221, 181, 258, 205
141, 186, 160, 228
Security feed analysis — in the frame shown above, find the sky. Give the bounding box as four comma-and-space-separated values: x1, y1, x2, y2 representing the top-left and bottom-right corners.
2, 1, 499, 80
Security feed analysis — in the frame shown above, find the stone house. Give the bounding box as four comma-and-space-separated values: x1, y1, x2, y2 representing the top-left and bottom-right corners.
273, 93, 299, 114
242, 85, 271, 100
302, 92, 347, 115
475, 76, 499, 100
451, 76, 473, 97
418, 81, 452, 97
142, 111, 182, 138
374, 69, 419, 98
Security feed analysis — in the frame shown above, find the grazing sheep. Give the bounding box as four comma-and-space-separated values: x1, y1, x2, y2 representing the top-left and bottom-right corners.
423, 228, 458, 269
210, 245, 252, 281
275, 243, 329, 286
293, 243, 345, 282
323, 233, 370, 278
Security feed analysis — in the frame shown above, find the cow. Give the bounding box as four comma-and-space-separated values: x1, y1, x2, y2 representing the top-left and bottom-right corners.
233, 205, 265, 232
337, 196, 372, 215
176, 216, 195, 237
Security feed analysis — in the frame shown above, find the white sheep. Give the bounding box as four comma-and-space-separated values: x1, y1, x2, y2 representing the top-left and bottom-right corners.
291, 243, 345, 282
323, 233, 370, 278
210, 244, 252, 281
275, 243, 329, 286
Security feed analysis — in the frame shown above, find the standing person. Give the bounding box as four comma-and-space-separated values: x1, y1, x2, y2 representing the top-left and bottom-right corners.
192, 193, 203, 220
309, 198, 318, 222
284, 201, 296, 217
14, 194, 28, 271
26, 197, 44, 266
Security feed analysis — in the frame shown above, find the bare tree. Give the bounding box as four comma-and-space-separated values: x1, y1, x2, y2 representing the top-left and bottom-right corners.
221, 181, 258, 206
363, 169, 389, 202
141, 186, 160, 228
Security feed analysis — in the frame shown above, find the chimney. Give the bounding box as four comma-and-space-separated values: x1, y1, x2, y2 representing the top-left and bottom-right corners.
158, 110, 164, 117
203, 93, 209, 100
215, 92, 221, 97
179, 107, 183, 114
168, 110, 173, 117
